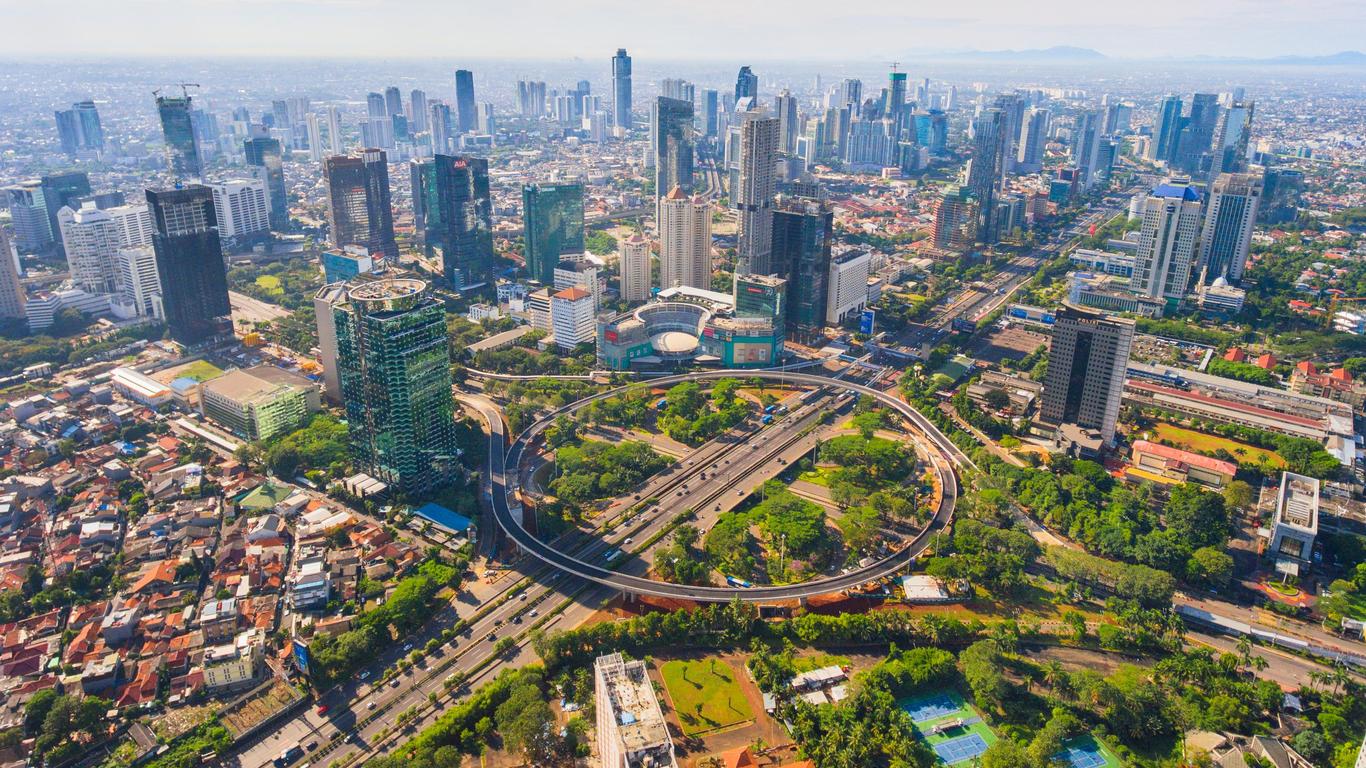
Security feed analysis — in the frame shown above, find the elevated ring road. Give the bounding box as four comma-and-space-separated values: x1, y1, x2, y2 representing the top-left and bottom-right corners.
489, 369, 965, 602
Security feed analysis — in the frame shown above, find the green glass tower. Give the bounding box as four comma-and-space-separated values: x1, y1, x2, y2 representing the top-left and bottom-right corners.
333, 279, 460, 496
521, 182, 584, 284
244, 136, 288, 231
157, 95, 202, 180
412, 154, 495, 291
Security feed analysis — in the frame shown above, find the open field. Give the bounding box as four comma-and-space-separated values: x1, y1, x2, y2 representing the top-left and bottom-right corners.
1150, 423, 1286, 468
659, 658, 754, 737
255, 274, 283, 295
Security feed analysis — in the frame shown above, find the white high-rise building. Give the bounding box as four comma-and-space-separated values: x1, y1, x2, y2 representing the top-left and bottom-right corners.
594, 653, 676, 768
208, 179, 270, 241
327, 106, 345, 155
1016, 108, 1049, 174
1198, 172, 1263, 284
306, 113, 324, 161
550, 286, 595, 351
1132, 179, 1203, 303
106, 204, 154, 248
618, 234, 651, 304
658, 186, 711, 290
115, 246, 162, 318
57, 203, 122, 294
733, 105, 779, 275
1072, 109, 1103, 190
826, 249, 872, 325
775, 89, 799, 155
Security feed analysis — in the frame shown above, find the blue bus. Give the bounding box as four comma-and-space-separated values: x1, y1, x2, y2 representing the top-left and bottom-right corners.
725, 576, 753, 588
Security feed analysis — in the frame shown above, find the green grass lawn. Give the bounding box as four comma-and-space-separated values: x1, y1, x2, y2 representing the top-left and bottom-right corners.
792, 652, 850, 673
659, 658, 754, 736
1151, 423, 1286, 468
255, 275, 283, 295
797, 466, 836, 487
178, 360, 225, 382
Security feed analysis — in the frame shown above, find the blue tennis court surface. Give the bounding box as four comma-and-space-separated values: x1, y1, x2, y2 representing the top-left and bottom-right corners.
935, 733, 989, 764
903, 693, 959, 722
1058, 744, 1106, 768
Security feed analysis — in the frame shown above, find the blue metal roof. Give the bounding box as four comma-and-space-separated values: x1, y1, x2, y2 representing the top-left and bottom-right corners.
414, 502, 472, 533
1151, 182, 1202, 202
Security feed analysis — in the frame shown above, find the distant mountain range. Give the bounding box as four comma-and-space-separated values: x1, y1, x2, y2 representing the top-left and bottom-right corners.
911, 47, 1366, 67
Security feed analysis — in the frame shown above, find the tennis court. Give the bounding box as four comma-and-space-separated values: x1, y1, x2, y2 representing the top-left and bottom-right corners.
902, 692, 960, 723
935, 733, 989, 764
1055, 736, 1120, 768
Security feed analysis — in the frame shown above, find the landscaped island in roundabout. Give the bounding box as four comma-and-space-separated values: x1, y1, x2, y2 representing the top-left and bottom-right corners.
491, 369, 964, 602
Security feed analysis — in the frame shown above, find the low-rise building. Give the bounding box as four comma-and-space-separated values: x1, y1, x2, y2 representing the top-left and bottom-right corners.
200, 366, 320, 442
1128, 440, 1237, 489
202, 628, 264, 691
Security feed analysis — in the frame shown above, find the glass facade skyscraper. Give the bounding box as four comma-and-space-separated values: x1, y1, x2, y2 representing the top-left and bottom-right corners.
323, 149, 398, 261
652, 96, 694, 204
522, 182, 584, 284
39, 171, 91, 251
333, 278, 460, 495
244, 136, 288, 231
412, 154, 495, 291
611, 48, 632, 131
157, 95, 202, 180
771, 196, 833, 331
146, 185, 231, 345
454, 69, 478, 133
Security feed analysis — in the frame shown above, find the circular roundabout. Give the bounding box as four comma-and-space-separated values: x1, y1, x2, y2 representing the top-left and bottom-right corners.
489, 369, 963, 602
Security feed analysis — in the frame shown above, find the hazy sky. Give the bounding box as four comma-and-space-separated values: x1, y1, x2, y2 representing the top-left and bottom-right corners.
5, 0, 1363, 60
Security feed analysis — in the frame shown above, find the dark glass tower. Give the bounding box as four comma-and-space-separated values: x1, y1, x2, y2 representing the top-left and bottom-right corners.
412, 154, 495, 291
735, 66, 758, 105
156, 95, 202, 180
454, 69, 478, 133
244, 136, 288, 231
611, 48, 632, 131
522, 182, 584, 284
323, 149, 398, 261
39, 171, 91, 249
333, 278, 460, 495
146, 186, 231, 345
770, 196, 833, 332
653, 96, 695, 204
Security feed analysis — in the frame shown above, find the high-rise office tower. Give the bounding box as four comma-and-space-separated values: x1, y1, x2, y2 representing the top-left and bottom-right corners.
1260, 168, 1303, 225
367, 92, 386, 118
733, 106, 779, 276
327, 106, 345, 154
517, 81, 547, 118
115, 246, 162, 318
39, 171, 92, 249
332, 278, 460, 495
1039, 304, 1134, 448
429, 102, 452, 153
1174, 93, 1219, 173
993, 93, 1026, 172
271, 100, 291, 132
1150, 94, 1183, 163
306, 113, 324, 161
701, 89, 719, 138
522, 182, 585, 284
55, 100, 104, 156
323, 149, 398, 261
1016, 107, 1049, 173
658, 186, 711, 291
0, 227, 26, 320
244, 136, 288, 231
454, 69, 477, 133
774, 90, 799, 155
884, 70, 908, 128
1072, 109, 1103, 190
836, 79, 862, 109
1103, 100, 1132, 135
1198, 172, 1263, 284
57, 202, 124, 294
652, 96, 695, 211
146, 185, 231, 345
383, 86, 403, 119
618, 234, 651, 304
734, 66, 758, 105
932, 186, 979, 253
611, 48, 632, 132
476, 103, 496, 135
412, 154, 495, 291
770, 195, 833, 332
157, 95, 202, 180
5, 182, 54, 253
207, 178, 270, 241
1210, 100, 1255, 179
967, 109, 1006, 241
407, 89, 428, 134
1132, 179, 1203, 304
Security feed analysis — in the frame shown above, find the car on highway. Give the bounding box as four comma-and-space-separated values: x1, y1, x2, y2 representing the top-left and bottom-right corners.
367, 700, 376, 710
359, 670, 370, 680
519, 592, 528, 600
402, 643, 413, 652
305, 740, 318, 751
624, 537, 633, 545
487, 632, 497, 642
274, 746, 304, 767
390, 678, 400, 687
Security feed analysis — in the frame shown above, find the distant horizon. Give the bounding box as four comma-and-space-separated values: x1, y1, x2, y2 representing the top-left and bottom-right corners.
5, 0, 1364, 62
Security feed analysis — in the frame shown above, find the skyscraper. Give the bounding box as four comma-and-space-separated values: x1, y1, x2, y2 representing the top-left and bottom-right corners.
1174, 93, 1219, 173
39, 171, 92, 249
57, 202, 123, 294
429, 102, 452, 153
1072, 109, 1103, 190
384, 86, 403, 119
244, 136, 288, 231
412, 154, 495, 291
454, 69, 477, 133
327, 106, 345, 155
1260, 168, 1303, 225
1016, 107, 1049, 173
884, 70, 908, 128
775, 90, 799, 155
157, 95, 202, 180
146, 186, 231, 345
323, 149, 398, 261
522, 182, 585, 284
652, 97, 695, 210
1150, 95, 1183, 163
770, 195, 833, 332
333, 278, 460, 495
5, 182, 53, 253
733, 106, 779, 276
701, 89, 719, 138
618, 234, 651, 304
115, 246, 162, 318
306, 113, 324, 162
932, 186, 979, 253
1039, 304, 1134, 448
993, 92, 1026, 172
612, 48, 632, 132
1210, 100, 1255, 178
734, 66, 758, 105
55, 100, 103, 157
0, 227, 26, 321
967, 109, 1006, 241
658, 186, 711, 291
1132, 179, 1203, 304
1198, 172, 1263, 284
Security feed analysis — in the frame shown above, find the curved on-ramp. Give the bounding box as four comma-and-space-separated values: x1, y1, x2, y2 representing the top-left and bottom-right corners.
488, 369, 962, 603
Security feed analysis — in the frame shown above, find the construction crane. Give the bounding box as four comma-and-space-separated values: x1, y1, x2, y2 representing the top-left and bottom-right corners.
151, 83, 201, 101
1324, 295, 1366, 329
